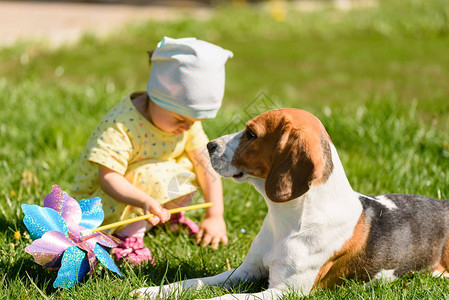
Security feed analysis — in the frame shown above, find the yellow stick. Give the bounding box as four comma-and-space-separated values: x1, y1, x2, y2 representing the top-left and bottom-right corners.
91, 202, 213, 234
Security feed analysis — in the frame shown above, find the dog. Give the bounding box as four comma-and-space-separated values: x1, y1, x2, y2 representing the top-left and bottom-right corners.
132, 108, 449, 299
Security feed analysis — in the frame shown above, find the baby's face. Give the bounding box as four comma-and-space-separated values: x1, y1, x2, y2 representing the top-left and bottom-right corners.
150, 102, 200, 135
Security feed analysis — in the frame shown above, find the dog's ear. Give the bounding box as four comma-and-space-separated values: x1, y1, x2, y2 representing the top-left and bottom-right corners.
147, 50, 154, 66
265, 128, 316, 203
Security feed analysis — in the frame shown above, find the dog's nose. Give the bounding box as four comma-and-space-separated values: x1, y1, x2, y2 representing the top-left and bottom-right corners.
207, 141, 219, 155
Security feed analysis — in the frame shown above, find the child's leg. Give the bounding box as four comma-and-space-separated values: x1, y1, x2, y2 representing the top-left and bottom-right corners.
112, 217, 153, 265
112, 222, 154, 265
116, 191, 196, 237
164, 192, 200, 234
163, 192, 196, 210
115, 220, 152, 238
116, 190, 196, 236
112, 159, 199, 263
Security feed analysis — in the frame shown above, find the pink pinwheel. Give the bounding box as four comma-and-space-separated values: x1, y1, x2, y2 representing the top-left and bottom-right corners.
22, 185, 122, 288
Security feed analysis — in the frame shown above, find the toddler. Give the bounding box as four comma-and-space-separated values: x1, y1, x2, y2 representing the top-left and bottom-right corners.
71, 37, 233, 265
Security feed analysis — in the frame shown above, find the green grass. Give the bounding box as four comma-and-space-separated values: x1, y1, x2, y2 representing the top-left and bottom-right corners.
1, 0, 449, 298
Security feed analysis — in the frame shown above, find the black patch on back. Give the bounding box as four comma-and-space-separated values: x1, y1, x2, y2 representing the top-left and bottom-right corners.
358, 194, 449, 279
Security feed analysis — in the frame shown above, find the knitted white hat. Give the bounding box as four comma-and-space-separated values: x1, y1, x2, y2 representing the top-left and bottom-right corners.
147, 37, 233, 119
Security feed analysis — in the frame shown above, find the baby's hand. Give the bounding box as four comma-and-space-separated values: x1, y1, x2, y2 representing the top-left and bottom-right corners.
143, 197, 171, 226
196, 216, 228, 250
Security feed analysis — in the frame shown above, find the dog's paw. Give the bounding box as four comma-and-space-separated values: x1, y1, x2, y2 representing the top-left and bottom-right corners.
130, 287, 160, 299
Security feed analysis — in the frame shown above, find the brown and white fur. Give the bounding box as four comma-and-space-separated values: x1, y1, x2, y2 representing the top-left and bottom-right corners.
132, 108, 449, 299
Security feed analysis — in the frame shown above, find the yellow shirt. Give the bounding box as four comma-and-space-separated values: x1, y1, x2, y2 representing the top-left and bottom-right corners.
71, 95, 209, 203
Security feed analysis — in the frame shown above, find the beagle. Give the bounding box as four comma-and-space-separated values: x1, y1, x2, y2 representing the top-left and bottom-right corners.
132, 109, 449, 299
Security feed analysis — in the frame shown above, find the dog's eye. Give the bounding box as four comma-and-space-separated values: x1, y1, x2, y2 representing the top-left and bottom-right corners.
245, 129, 257, 140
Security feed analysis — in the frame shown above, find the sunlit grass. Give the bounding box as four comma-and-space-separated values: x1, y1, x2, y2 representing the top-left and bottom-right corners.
0, 0, 448, 298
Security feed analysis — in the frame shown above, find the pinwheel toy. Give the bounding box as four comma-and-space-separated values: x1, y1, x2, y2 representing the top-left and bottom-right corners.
80, 202, 213, 240
22, 185, 122, 289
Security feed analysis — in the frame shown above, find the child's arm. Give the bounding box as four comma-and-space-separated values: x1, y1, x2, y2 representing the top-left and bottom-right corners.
187, 147, 228, 249
98, 165, 171, 226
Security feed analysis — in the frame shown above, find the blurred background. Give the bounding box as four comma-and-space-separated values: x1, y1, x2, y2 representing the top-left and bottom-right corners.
1, 0, 448, 210
1, 0, 373, 47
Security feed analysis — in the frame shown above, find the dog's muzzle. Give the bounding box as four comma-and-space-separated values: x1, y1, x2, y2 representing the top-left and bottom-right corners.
207, 131, 244, 179
207, 141, 219, 156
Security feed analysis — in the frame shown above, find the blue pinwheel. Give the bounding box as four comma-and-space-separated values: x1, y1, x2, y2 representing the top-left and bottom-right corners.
22, 185, 122, 288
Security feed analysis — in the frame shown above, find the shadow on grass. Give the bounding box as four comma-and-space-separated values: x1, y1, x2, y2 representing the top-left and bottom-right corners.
0, 255, 57, 293
0, 215, 23, 232
131, 257, 269, 296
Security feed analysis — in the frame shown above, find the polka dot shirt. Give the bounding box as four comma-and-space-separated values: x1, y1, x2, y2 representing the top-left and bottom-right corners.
71, 95, 209, 201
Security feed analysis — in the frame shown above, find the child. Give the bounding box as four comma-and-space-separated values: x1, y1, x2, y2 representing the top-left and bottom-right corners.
71, 37, 233, 265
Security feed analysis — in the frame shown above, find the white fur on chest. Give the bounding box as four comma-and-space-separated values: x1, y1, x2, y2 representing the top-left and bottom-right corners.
246, 145, 363, 294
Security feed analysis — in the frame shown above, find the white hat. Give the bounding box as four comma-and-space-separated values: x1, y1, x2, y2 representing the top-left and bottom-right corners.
147, 37, 233, 119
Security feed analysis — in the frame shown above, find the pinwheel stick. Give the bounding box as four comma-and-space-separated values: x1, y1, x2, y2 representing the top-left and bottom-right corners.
80, 202, 213, 240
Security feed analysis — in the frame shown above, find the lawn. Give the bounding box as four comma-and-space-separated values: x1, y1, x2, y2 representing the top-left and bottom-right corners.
0, 0, 448, 298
